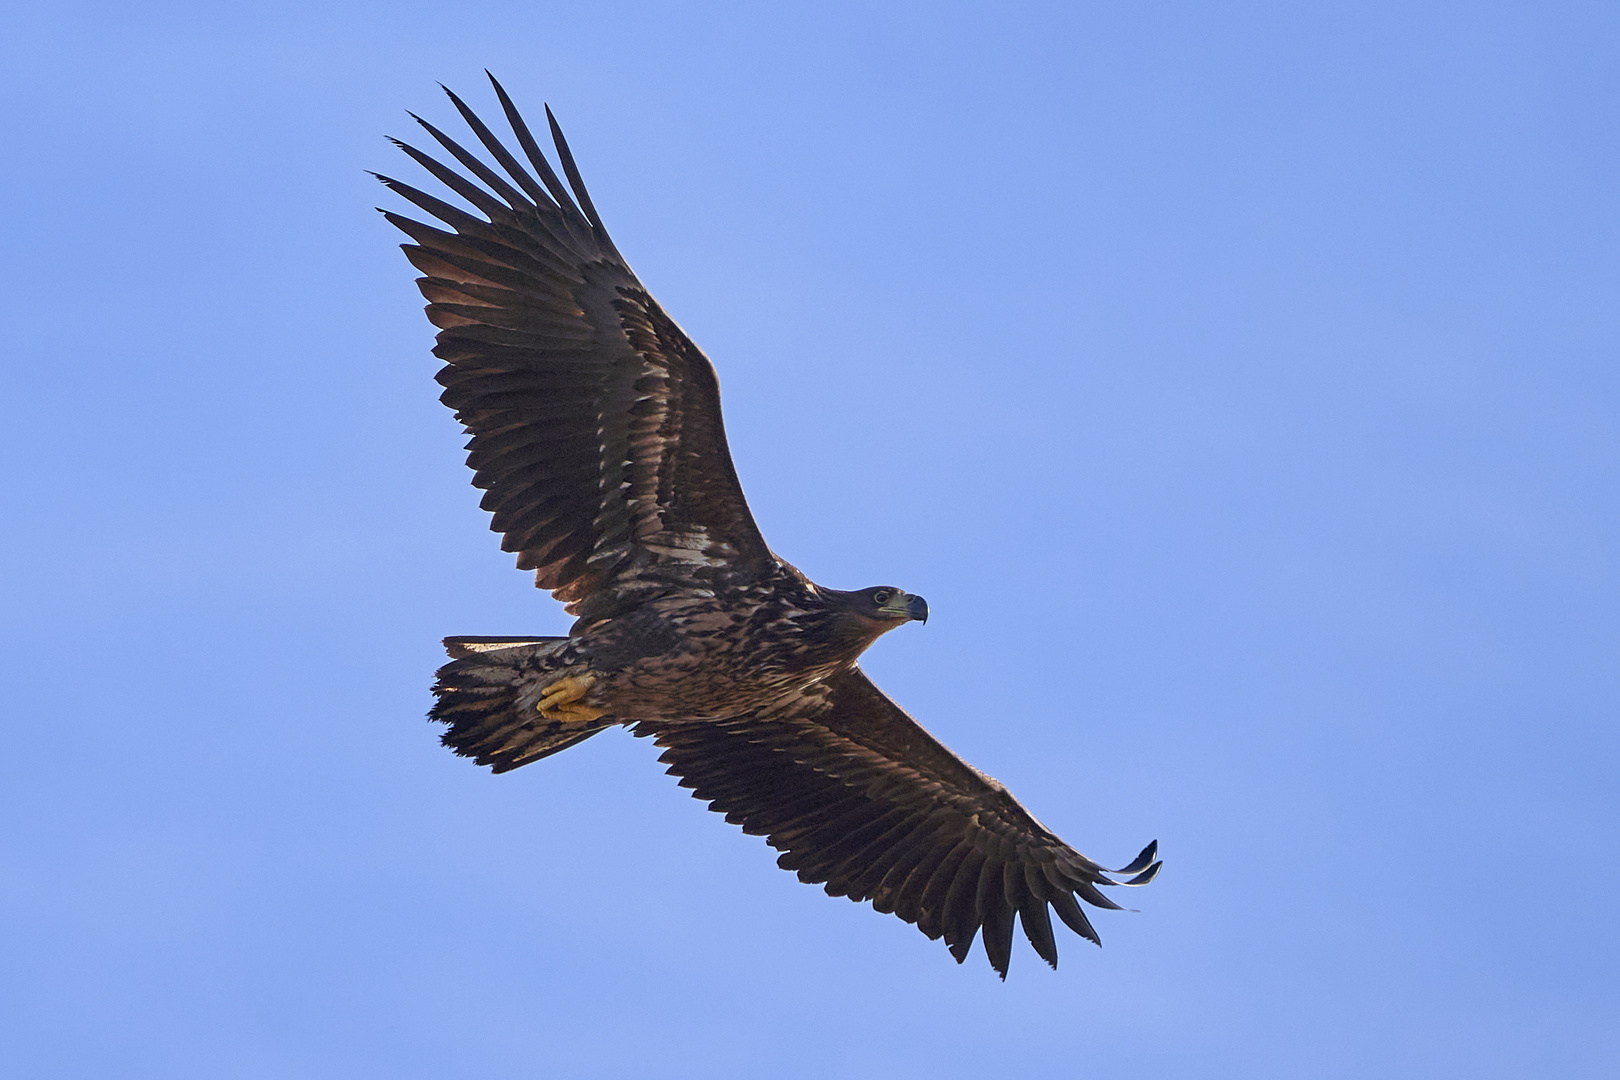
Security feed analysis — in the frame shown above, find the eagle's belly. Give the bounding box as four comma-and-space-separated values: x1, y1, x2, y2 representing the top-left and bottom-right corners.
605, 651, 840, 721
578, 594, 848, 722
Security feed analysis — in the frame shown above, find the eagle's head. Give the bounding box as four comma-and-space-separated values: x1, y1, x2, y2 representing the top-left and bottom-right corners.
813, 585, 929, 655
854, 586, 929, 626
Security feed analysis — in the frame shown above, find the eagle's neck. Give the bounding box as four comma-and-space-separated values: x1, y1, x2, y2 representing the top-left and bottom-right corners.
790, 581, 894, 664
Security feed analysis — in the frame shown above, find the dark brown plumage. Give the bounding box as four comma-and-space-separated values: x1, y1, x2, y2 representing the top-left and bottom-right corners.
380, 75, 1160, 978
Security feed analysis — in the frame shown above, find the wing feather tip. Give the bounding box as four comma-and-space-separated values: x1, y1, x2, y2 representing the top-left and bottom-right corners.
1119, 860, 1163, 887
1113, 839, 1159, 876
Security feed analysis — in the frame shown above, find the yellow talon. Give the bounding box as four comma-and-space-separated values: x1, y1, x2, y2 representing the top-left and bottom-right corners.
536, 673, 603, 723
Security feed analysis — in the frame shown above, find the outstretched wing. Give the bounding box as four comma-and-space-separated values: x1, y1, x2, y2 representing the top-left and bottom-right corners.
636, 667, 1160, 978
377, 76, 773, 622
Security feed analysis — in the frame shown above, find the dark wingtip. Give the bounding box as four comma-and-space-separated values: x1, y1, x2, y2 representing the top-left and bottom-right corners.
974, 936, 1008, 980
484, 71, 514, 110
436, 83, 471, 117
1114, 840, 1158, 877
1120, 860, 1163, 887
1050, 891, 1101, 947
370, 172, 410, 197
438, 83, 473, 117
542, 102, 608, 233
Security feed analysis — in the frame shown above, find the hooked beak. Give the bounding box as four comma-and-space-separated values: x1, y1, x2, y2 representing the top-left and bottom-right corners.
878, 592, 929, 624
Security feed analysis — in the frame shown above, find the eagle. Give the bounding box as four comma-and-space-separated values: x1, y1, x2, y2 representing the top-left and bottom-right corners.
377, 75, 1160, 978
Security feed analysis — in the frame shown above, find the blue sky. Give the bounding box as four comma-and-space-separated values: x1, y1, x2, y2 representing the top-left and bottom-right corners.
3, 2, 1617, 1076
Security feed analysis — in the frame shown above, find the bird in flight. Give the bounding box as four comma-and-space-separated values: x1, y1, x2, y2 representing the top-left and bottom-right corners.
377, 74, 1160, 978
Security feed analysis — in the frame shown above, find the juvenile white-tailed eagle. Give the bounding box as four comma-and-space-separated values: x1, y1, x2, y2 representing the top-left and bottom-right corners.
378, 75, 1160, 978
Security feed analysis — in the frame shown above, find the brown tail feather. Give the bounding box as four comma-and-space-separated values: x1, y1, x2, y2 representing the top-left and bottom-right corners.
429, 636, 612, 772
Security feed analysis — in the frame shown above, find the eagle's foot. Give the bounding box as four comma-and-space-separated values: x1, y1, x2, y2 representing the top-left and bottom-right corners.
535, 673, 602, 723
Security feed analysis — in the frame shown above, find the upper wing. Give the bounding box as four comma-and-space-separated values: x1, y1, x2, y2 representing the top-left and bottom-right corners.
635, 667, 1160, 978
377, 77, 774, 621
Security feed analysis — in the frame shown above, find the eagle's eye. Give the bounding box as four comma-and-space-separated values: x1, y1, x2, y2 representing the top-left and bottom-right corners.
872, 591, 892, 606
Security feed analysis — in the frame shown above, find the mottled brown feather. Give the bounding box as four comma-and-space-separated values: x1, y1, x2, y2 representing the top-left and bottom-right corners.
635, 666, 1153, 977
390, 80, 1159, 978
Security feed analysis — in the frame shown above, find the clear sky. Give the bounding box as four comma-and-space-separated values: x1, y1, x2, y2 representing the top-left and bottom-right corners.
3, 2, 1616, 1077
